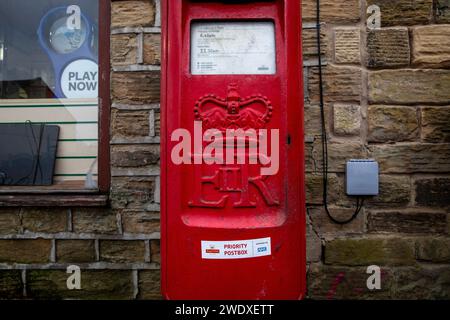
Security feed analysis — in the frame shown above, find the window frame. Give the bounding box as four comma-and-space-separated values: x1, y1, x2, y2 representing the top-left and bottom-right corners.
0, 0, 110, 205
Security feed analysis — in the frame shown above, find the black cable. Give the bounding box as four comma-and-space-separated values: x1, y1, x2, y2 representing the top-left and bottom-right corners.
15, 121, 45, 185
316, 0, 364, 224
31, 123, 45, 184
14, 121, 37, 185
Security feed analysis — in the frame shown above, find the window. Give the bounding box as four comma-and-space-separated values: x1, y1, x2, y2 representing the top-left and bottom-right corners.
0, 0, 109, 195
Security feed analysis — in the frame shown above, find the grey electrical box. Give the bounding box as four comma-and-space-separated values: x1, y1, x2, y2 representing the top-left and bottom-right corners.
346, 159, 379, 196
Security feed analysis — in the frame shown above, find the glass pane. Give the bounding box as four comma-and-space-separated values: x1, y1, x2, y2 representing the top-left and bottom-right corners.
191, 21, 276, 75
0, 0, 99, 190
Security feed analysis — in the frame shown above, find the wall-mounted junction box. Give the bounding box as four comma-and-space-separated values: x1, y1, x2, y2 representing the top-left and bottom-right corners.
346, 159, 379, 196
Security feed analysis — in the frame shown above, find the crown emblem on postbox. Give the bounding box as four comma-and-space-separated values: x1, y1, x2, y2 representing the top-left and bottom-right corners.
194, 84, 273, 131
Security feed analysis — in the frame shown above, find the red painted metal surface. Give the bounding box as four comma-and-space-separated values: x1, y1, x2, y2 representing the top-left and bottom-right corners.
161, 0, 305, 300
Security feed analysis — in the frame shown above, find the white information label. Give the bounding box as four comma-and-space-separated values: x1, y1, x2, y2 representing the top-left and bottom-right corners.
191, 22, 276, 75
201, 237, 272, 259
61, 59, 98, 99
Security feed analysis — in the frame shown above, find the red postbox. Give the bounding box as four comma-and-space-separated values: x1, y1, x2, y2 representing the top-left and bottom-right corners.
161, 0, 305, 299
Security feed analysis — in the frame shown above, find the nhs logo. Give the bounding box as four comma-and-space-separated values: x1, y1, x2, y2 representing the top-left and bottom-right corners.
251, 237, 271, 257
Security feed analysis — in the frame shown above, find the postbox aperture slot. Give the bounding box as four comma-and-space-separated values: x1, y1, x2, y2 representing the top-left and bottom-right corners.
190, 21, 276, 75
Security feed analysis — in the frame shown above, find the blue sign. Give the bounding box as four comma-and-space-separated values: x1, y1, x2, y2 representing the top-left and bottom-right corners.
37, 6, 97, 98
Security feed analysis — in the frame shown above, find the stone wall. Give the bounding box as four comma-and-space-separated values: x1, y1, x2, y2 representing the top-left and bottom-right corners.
0, 0, 449, 299
304, 0, 450, 299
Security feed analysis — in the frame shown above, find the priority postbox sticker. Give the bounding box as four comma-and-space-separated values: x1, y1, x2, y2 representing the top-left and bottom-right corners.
201, 237, 271, 259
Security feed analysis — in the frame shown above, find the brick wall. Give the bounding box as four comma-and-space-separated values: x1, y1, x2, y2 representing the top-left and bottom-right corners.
0, 0, 449, 299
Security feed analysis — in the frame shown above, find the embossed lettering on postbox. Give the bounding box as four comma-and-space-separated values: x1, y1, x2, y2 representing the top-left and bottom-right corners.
187, 84, 280, 208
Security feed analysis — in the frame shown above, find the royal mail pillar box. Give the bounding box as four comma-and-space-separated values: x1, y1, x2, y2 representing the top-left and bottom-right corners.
161, 0, 305, 299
